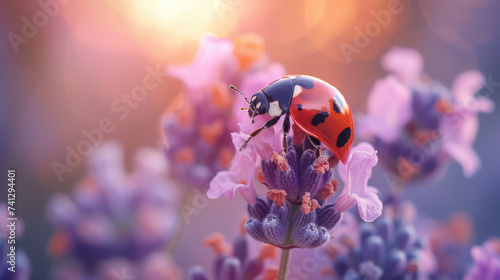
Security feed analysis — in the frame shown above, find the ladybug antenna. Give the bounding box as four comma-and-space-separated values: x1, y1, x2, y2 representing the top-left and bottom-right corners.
229, 85, 251, 105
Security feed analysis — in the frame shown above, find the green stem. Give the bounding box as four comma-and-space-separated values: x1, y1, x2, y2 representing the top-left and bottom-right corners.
166, 189, 192, 255
278, 248, 291, 280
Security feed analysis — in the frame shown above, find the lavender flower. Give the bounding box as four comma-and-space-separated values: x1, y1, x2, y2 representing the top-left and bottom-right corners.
426, 212, 473, 279
329, 208, 434, 280
464, 238, 500, 280
46, 142, 181, 279
209, 119, 383, 248
358, 47, 494, 185
0, 203, 31, 280
163, 34, 285, 190
187, 216, 278, 280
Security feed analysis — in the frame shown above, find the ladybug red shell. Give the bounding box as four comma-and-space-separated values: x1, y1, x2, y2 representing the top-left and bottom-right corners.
232, 75, 354, 164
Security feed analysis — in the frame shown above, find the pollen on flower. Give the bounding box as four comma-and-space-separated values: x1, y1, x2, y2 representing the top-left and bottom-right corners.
317, 181, 337, 200
301, 192, 321, 215
271, 151, 289, 172
239, 214, 248, 235
258, 244, 277, 261
204, 232, 232, 256
174, 147, 194, 164
266, 189, 287, 207
313, 155, 329, 174
199, 119, 224, 144
261, 266, 279, 280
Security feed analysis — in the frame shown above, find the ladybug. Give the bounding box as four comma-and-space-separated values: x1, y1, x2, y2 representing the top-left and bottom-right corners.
230, 75, 354, 164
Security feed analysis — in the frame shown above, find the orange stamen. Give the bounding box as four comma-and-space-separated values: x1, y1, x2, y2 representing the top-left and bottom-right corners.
211, 82, 234, 110
313, 155, 329, 174
317, 181, 336, 201
271, 151, 289, 172
204, 232, 232, 256
199, 119, 224, 144
258, 244, 277, 261
266, 189, 287, 207
174, 147, 194, 164
239, 214, 249, 235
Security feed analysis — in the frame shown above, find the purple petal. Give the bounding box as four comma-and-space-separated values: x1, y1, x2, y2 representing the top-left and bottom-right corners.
452, 71, 485, 106
381, 46, 423, 85
358, 75, 413, 143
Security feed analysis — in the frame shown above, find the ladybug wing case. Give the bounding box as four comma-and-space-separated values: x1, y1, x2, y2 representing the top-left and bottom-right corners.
289, 76, 354, 164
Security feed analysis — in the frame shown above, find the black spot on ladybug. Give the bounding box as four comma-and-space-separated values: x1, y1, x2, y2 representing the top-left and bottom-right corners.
297, 104, 303, 111
333, 100, 341, 114
336, 127, 351, 148
292, 76, 314, 89
311, 111, 329, 126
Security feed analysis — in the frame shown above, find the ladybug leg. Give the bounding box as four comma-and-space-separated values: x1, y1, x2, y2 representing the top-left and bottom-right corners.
239, 117, 280, 151
282, 113, 291, 154
308, 136, 322, 158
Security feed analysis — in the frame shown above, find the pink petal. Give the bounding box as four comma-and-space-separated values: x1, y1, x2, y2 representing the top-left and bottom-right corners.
207, 170, 234, 200
352, 186, 383, 222
336, 142, 376, 184
335, 143, 382, 222
452, 70, 485, 106
381, 46, 423, 86
167, 36, 232, 91
358, 75, 413, 143
443, 142, 480, 177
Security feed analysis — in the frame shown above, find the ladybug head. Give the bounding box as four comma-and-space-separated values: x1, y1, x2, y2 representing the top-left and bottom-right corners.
229, 85, 269, 124
248, 91, 269, 120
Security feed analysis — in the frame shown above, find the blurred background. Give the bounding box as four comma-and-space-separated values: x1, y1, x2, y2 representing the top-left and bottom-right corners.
1, 0, 500, 278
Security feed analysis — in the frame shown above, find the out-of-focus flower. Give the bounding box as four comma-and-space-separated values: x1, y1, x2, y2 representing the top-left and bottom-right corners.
163, 34, 286, 190
464, 238, 500, 280
427, 212, 474, 279
187, 216, 278, 280
329, 201, 436, 280
209, 121, 382, 248
0, 203, 31, 280
358, 46, 494, 185
46, 142, 181, 280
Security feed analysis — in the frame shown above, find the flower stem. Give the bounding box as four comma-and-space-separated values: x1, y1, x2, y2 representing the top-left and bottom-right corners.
278, 248, 291, 280
166, 189, 192, 254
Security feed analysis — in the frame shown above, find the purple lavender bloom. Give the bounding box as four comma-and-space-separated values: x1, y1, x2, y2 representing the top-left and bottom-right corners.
47, 142, 181, 279
187, 218, 278, 280
0, 203, 31, 280
358, 47, 494, 185
163, 34, 285, 190
464, 238, 500, 280
424, 212, 474, 279
209, 118, 383, 248
330, 209, 434, 280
